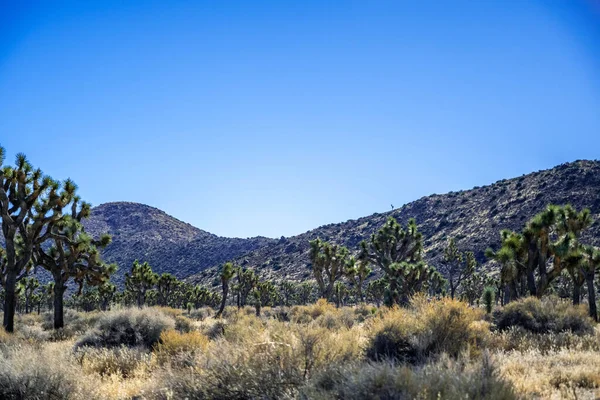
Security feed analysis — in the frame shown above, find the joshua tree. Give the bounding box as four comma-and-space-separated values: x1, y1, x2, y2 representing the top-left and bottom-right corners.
279, 280, 297, 306
298, 281, 316, 305
333, 281, 348, 308
98, 282, 116, 311
156, 273, 178, 306
125, 260, 158, 308
345, 257, 371, 303
252, 279, 277, 316
366, 278, 386, 307
309, 239, 351, 300
0, 147, 77, 332
486, 205, 592, 304
235, 267, 258, 308
482, 286, 495, 314
581, 245, 600, 321
34, 196, 115, 328
17, 276, 39, 314
359, 217, 442, 305
440, 238, 476, 299
216, 262, 235, 318
189, 285, 211, 309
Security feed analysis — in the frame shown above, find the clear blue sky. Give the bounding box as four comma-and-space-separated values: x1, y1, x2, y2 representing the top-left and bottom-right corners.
1, 1, 599, 238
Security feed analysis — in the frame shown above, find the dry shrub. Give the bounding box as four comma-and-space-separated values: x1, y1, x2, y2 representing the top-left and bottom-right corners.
493, 296, 594, 335
174, 315, 196, 333
18, 312, 43, 326
75, 308, 174, 349
495, 325, 600, 353
16, 324, 51, 343
0, 342, 93, 400
291, 299, 336, 323
78, 346, 154, 379
188, 307, 212, 321
154, 330, 208, 358
366, 296, 487, 362
497, 348, 600, 398
42, 309, 99, 334
300, 353, 517, 400
153, 306, 183, 319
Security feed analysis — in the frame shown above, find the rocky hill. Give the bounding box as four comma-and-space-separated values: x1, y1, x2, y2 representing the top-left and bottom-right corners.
187, 160, 600, 287
83, 202, 276, 285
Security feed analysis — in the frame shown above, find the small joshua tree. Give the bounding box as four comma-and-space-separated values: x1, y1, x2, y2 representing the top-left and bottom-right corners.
215, 262, 235, 318
482, 286, 495, 314
125, 260, 158, 308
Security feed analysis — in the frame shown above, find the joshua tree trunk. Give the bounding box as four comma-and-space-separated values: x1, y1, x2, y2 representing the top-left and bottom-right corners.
586, 274, 597, 322
572, 283, 582, 306
255, 301, 261, 317
53, 278, 67, 329
216, 283, 228, 318
3, 270, 17, 332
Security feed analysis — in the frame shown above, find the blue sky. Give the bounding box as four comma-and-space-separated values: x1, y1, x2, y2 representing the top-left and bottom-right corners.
1, 1, 599, 238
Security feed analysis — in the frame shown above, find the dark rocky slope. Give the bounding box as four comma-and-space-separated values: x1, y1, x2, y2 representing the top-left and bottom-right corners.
83, 202, 275, 284
187, 160, 600, 286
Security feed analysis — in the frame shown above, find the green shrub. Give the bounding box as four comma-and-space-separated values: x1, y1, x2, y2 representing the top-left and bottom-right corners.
75, 308, 174, 349
493, 296, 594, 335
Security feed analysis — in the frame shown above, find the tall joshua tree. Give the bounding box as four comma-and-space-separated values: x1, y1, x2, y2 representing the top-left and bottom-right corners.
359, 217, 442, 305
34, 195, 115, 328
345, 257, 371, 303
216, 262, 235, 318
0, 147, 76, 332
581, 245, 600, 321
440, 238, 476, 299
125, 260, 158, 308
156, 273, 178, 306
309, 239, 351, 300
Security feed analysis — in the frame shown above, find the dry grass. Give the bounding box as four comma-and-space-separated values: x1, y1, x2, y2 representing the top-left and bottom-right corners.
0, 298, 598, 399
497, 349, 600, 399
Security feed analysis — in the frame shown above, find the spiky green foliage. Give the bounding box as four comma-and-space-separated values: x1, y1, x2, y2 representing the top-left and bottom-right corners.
279, 280, 297, 306
483, 286, 495, 314
440, 238, 477, 299
17, 276, 39, 314
0, 146, 80, 332
98, 281, 117, 311
125, 260, 158, 308
34, 195, 115, 328
234, 267, 258, 308
345, 257, 371, 303
486, 204, 595, 305
359, 217, 443, 305
366, 278, 386, 307
309, 238, 352, 300
156, 273, 178, 306
252, 279, 277, 316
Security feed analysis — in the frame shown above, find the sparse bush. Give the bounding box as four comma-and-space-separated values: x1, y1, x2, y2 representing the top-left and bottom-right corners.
174, 315, 195, 333
154, 329, 208, 359
493, 296, 594, 335
75, 308, 175, 349
0, 344, 90, 400
366, 297, 487, 362
77, 346, 154, 378
300, 354, 517, 400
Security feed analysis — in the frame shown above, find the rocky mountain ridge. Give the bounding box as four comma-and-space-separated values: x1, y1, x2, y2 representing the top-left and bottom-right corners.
187, 160, 600, 287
